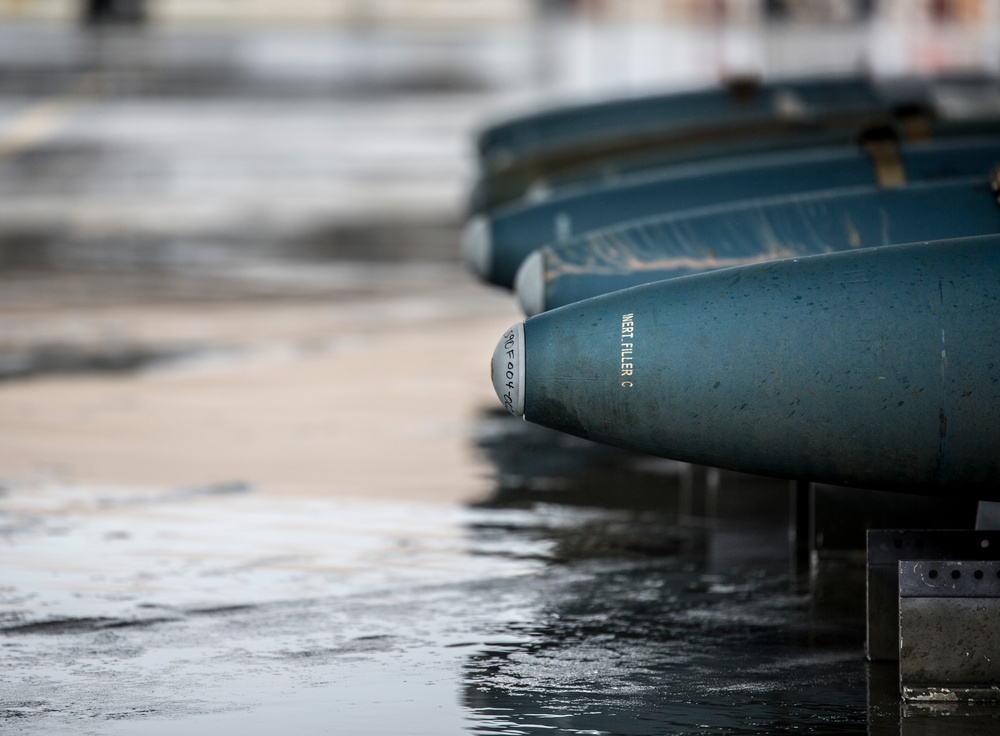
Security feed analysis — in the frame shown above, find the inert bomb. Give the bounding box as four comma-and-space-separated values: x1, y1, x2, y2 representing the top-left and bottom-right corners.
466, 135, 1000, 289
514, 175, 1000, 315
471, 74, 1000, 212
492, 235, 1000, 497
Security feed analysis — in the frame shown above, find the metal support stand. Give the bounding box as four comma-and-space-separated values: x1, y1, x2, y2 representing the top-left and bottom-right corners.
817, 487, 978, 560
678, 464, 716, 560
679, 463, 718, 521
899, 560, 1000, 702
790, 479, 813, 575
976, 501, 1000, 530
866, 530, 1000, 662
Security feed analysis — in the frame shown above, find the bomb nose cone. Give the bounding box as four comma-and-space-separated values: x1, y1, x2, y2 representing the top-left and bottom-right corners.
462, 216, 492, 281
491, 322, 525, 417
515, 250, 545, 316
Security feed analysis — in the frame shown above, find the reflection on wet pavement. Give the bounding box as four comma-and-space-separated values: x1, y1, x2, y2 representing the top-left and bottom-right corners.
2, 416, 866, 736
0, 394, 945, 736
5, 380, 999, 734
464, 417, 862, 735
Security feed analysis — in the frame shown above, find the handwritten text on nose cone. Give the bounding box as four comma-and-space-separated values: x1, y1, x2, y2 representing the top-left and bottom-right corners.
499, 236, 1000, 497
492, 322, 525, 418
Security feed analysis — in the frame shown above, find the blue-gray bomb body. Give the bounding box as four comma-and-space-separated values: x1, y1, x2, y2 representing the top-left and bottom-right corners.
519, 175, 1000, 314
471, 116, 1000, 213
477, 75, 886, 168
474, 73, 1000, 169
472, 136, 1000, 289
492, 235, 1000, 498
470, 73, 1000, 212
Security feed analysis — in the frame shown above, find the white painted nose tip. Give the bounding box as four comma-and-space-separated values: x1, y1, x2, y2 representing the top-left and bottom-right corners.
515, 249, 545, 317
461, 215, 492, 281
491, 322, 525, 418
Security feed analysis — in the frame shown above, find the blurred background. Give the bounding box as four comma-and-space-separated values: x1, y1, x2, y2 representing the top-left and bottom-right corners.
1, 0, 997, 389
1, 2, 999, 734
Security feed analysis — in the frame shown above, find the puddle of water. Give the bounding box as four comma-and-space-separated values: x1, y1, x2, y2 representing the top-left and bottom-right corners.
0, 415, 853, 736
0, 478, 538, 733
5, 394, 997, 735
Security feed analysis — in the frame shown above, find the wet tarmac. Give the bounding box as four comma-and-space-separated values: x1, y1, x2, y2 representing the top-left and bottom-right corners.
3, 10, 1000, 736
0, 421, 868, 735
7, 421, 998, 735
